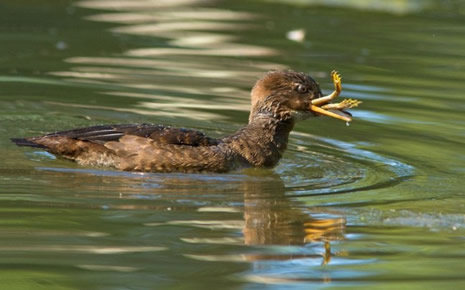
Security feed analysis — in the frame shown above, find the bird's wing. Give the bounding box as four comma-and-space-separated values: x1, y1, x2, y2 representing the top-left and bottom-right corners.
19, 123, 219, 147
11, 124, 221, 170
104, 135, 231, 172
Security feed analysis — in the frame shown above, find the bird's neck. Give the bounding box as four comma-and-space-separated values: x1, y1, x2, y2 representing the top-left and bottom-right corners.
222, 116, 295, 168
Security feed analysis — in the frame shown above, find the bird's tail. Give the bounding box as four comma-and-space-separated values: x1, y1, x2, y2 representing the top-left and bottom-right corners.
10, 138, 46, 149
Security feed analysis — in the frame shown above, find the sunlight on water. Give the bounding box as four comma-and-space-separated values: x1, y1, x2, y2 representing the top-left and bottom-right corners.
76, 0, 206, 10
265, 0, 435, 15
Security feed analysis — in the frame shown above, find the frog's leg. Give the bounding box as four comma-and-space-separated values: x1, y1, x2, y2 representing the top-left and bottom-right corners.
311, 70, 342, 106
321, 99, 362, 110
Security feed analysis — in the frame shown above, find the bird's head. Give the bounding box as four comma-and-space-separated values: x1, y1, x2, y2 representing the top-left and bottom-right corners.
249, 70, 354, 123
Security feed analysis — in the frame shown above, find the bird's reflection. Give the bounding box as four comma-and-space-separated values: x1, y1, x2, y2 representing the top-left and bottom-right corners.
36, 167, 346, 265
241, 171, 345, 265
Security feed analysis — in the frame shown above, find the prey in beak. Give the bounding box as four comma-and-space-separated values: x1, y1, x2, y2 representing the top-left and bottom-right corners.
310, 71, 361, 122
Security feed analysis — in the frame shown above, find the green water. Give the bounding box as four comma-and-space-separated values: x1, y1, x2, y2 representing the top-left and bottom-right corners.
1, 0, 464, 289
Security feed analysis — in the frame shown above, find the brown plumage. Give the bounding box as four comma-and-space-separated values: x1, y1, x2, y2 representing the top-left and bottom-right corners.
11, 70, 354, 173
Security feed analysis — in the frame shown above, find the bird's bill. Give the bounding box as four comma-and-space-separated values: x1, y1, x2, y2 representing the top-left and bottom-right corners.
310, 105, 352, 122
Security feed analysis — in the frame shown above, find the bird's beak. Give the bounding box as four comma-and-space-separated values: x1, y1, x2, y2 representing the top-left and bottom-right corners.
310, 105, 353, 122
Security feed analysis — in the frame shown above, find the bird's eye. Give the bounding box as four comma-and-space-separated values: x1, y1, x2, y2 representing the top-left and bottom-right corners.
296, 84, 307, 93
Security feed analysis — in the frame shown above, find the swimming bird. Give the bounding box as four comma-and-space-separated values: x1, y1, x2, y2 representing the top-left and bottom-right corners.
11, 70, 360, 173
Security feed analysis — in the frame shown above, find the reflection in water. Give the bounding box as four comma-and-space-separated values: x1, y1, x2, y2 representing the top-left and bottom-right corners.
9, 0, 416, 267
47, 0, 284, 121
242, 177, 345, 266
265, 0, 434, 15
76, 0, 208, 10
85, 9, 257, 23
2, 0, 465, 288
32, 167, 346, 268
45, 100, 229, 121
0, 245, 165, 254
60, 56, 283, 86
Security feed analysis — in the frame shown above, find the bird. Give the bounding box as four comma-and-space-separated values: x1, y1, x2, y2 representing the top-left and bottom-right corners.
11, 70, 360, 173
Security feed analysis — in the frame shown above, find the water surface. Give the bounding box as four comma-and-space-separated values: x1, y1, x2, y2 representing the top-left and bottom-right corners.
1, 0, 464, 289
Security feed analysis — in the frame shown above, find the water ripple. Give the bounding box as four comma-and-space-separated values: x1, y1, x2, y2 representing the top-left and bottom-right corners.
277, 132, 414, 197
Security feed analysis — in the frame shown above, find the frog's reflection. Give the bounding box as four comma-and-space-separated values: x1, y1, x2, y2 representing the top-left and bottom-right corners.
241, 172, 345, 264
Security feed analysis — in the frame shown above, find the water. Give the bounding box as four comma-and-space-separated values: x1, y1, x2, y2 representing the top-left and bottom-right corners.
1, 0, 464, 289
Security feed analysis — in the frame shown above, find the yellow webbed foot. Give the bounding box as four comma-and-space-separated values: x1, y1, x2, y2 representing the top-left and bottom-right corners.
311, 70, 343, 106
331, 70, 342, 95
322, 98, 362, 110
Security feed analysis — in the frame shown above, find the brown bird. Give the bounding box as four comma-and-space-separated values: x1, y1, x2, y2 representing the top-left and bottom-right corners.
11, 70, 360, 173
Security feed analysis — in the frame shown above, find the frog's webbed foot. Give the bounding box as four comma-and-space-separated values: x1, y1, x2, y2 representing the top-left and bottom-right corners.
321, 98, 362, 110
312, 70, 342, 106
